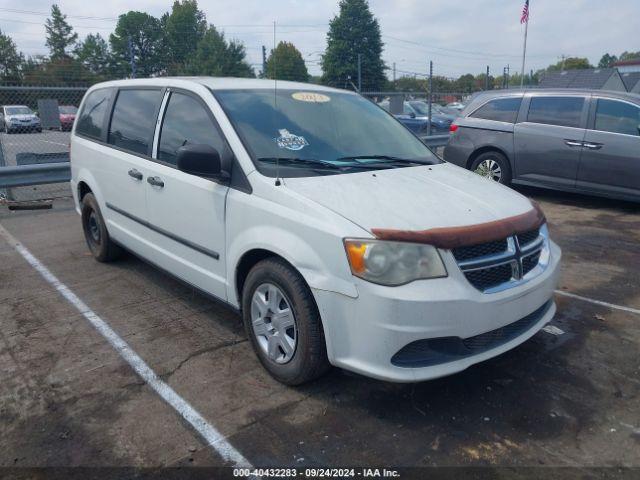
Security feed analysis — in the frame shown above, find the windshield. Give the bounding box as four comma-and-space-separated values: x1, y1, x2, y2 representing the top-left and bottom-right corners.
214, 89, 440, 177
59, 106, 78, 114
6, 107, 32, 115
410, 102, 429, 116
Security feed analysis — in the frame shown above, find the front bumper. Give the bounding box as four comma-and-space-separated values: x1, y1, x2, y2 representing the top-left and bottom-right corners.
313, 241, 561, 382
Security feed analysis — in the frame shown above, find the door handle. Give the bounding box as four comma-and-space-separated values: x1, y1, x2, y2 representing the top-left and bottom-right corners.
564, 139, 583, 147
128, 168, 143, 180
583, 142, 603, 150
147, 176, 164, 188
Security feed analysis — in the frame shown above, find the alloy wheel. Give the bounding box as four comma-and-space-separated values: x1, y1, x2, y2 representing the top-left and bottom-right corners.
474, 158, 502, 182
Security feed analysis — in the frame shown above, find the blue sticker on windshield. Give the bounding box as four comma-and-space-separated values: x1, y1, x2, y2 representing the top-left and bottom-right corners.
275, 129, 309, 151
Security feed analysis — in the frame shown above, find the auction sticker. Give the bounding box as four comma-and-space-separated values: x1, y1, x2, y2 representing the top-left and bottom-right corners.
275, 129, 309, 151
292, 92, 331, 103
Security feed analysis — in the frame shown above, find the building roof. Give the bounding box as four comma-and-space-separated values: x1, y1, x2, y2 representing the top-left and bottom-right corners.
620, 72, 640, 91
539, 68, 619, 89
612, 58, 640, 67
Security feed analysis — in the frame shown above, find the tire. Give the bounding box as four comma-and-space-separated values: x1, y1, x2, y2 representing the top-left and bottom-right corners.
242, 258, 330, 385
81, 193, 123, 262
470, 151, 512, 185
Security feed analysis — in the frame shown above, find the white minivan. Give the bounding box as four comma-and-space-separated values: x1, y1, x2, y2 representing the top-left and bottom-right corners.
70, 78, 561, 385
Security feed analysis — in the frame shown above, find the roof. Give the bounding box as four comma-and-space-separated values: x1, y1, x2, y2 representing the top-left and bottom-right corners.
88, 76, 349, 93
612, 58, 640, 67
620, 72, 640, 91
538, 68, 618, 89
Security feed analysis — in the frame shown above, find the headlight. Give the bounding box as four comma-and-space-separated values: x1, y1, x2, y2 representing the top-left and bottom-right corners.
344, 239, 447, 286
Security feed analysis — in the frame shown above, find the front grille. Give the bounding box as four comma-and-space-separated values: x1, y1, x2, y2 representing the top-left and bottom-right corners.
391, 300, 553, 367
464, 263, 513, 290
452, 239, 507, 261
517, 228, 539, 247
453, 227, 547, 293
522, 251, 541, 276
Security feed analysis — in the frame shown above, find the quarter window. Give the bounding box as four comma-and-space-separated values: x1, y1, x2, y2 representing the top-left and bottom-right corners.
108, 89, 163, 155
594, 99, 640, 136
76, 88, 112, 139
527, 96, 585, 128
471, 97, 522, 123
158, 92, 227, 165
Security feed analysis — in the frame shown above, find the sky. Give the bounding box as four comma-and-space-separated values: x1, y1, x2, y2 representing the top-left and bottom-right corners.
1, 0, 638, 80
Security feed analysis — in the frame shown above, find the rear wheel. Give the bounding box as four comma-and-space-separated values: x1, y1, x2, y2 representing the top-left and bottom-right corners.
81, 193, 122, 262
470, 151, 512, 185
242, 258, 330, 385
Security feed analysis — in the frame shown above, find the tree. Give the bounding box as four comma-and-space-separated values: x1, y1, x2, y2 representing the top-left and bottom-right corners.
546, 57, 592, 71
22, 55, 92, 84
45, 5, 78, 60
0, 28, 23, 81
619, 51, 640, 61
264, 41, 309, 82
161, 0, 207, 74
454, 73, 476, 92
74, 33, 112, 78
598, 53, 618, 68
321, 0, 386, 91
110, 11, 165, 77
186, 25, 254, 77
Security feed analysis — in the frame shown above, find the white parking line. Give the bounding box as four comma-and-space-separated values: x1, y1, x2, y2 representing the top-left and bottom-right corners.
555, 290, 640, 316
0, 222, 253, 469
41, 140, 69, 147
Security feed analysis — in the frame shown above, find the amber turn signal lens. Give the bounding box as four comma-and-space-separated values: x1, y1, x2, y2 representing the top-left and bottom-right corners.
344, 241, 367, 274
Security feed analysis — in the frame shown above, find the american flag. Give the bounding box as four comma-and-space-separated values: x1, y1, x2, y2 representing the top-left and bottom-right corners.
520, 0, 530, 24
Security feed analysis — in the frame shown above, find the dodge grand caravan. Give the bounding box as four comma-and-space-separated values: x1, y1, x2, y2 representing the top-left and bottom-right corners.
70, 78, 561, 385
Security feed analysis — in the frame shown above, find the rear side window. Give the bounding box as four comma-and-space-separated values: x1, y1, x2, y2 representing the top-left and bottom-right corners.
76, 89, 111, 139
158, 92, 228, 165
470, 97, 522, 123
108, 89, 163, 155
527, 96, 585, 128
594, 99, 640, 136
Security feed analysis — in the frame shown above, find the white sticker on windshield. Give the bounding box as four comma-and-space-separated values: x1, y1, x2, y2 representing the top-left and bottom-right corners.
275, 129, 309, 151
292, 92, 331, 103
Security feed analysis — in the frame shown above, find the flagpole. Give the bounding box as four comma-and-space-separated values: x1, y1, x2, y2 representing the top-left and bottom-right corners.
520, 6, 529, 87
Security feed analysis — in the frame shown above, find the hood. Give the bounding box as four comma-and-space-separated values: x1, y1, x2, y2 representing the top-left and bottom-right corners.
7, 114, 38, 121
283, 163, 535, 234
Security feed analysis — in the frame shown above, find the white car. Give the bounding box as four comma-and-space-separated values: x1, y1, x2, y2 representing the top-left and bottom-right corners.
70, 78, 561, 385
1, 105, 42, 133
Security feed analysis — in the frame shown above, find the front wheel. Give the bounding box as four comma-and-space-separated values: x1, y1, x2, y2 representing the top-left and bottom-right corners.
470, 151, 512, 185
242, 258, 330, 385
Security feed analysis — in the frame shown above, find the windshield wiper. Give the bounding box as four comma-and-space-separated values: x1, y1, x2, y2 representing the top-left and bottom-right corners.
257, 157, 343, 170
334, 155, 428, 166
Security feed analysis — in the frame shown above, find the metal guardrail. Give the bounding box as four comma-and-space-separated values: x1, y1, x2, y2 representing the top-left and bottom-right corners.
0, 135, 449, 190
0, 162, 70, 188
420, 134, 450, 148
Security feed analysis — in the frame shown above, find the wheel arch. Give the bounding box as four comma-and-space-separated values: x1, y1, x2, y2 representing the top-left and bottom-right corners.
467, 145, 511, 170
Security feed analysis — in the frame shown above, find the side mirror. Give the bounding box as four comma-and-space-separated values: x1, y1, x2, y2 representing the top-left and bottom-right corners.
409, 112, 416, 119
176, 144, 226, 179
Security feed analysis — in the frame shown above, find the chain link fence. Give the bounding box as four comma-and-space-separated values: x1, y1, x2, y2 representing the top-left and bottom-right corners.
0, 85, 87, 202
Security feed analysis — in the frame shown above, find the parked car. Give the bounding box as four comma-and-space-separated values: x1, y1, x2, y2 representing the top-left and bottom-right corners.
0, 105, 42, 133
407, 100, 455, 131
378, 100, 449, 134
444, 89, 640, 202
446, 102, 466, 111
71, 78, 560, 385
59, 105, 78, 131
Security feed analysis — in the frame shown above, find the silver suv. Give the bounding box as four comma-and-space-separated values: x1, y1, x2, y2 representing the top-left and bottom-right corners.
444, 89, 640, 202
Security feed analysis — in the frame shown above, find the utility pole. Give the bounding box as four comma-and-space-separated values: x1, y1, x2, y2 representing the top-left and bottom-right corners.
506, 64, 510, 89
560, 54, 567, 70
485, 65, 490, 90
392, 62, 396, 84
357, 53, 362, 92
127, 34, 136, 78
262, 45, 267, 78
427, 60, 433, 137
